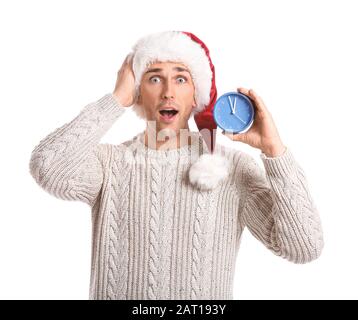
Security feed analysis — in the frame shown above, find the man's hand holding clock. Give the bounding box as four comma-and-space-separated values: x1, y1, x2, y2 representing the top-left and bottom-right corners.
222, 87, 286, 157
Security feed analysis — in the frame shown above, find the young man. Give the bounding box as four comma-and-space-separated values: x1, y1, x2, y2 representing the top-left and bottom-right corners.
29, 31, 324, 300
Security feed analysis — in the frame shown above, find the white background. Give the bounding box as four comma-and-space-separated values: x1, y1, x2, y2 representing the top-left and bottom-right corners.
0, 0, 357, 300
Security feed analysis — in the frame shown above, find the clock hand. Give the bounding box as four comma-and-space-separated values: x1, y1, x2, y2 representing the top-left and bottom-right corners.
228, 96, 235, 114
232, 112, 246, 124
230, 96, 245, 123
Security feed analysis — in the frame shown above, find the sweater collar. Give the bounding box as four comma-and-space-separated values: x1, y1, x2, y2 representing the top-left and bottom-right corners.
128, 130, 209, 161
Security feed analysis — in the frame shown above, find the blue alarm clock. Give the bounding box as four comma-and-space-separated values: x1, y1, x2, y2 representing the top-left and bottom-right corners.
213, 92, 255, 134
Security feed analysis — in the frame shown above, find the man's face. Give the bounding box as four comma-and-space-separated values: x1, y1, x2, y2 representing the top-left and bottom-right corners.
137, 61, 197, 135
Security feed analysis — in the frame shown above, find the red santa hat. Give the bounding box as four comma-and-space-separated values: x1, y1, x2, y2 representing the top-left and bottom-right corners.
130, 30, 229, 190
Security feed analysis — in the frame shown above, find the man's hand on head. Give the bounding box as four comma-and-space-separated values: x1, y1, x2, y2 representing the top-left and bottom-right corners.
113, 53, 136, 108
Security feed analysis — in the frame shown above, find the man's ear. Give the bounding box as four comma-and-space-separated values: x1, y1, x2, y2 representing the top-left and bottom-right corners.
136, 86, 142, 105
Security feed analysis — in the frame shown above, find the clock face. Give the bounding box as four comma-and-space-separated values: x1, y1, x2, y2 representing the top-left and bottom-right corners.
213, 92, 255, 134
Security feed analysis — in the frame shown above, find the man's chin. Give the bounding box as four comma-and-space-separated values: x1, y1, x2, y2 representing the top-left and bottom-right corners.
146, 117, 189, 136
155, 116, 178, 130
157, 125, 180, 138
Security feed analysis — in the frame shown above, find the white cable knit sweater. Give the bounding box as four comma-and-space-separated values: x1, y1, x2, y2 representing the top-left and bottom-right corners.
29, 93, 324, 300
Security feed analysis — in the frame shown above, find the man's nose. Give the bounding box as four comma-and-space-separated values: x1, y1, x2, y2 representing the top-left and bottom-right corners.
162, 81, 175, 100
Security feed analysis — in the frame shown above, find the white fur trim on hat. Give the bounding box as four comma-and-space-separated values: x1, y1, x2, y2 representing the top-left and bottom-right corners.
189, 153, 230, 191
130, 31, 212, 119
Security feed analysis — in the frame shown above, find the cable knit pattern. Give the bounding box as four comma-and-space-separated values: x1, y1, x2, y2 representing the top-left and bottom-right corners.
29, 94, 125, 206
159, 156, 176, 299
239, 150, 324, 264
148, 158, 161, 299
29, 93, 324, 300
106, 149, 131, 300
190, 141, 209, 299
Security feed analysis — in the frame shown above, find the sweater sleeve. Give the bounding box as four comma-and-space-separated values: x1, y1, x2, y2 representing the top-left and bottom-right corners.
238, 147, 324, 264
29, 93, 126, 207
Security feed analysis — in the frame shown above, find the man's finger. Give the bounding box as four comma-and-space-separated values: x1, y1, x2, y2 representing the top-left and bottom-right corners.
237, 87, 262, 112
222, 130, 234, 140
222, 130, 246, 143
237, 87, 250, 95
125, 53, 133, 64
247, 89, 268, 114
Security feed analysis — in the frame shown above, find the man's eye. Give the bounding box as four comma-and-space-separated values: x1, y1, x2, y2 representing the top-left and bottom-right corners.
150, 76, 161, 83
149, 76, 187, 83
177, 77, 187, 83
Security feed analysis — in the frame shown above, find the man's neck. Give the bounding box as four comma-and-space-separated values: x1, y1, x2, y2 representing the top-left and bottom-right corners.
143, 127, 193, 151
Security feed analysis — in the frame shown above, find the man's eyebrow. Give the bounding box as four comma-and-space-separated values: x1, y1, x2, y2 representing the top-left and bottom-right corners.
144, 67, 190, 74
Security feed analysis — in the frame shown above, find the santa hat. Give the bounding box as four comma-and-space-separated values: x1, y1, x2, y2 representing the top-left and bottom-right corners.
130, 30, 229, 190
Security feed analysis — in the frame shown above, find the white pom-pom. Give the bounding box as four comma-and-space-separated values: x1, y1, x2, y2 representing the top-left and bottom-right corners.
189, 154, 230, 191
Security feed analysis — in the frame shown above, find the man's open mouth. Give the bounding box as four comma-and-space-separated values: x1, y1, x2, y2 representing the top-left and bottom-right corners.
159, 109, 179, 117
158, 109, 179, 123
